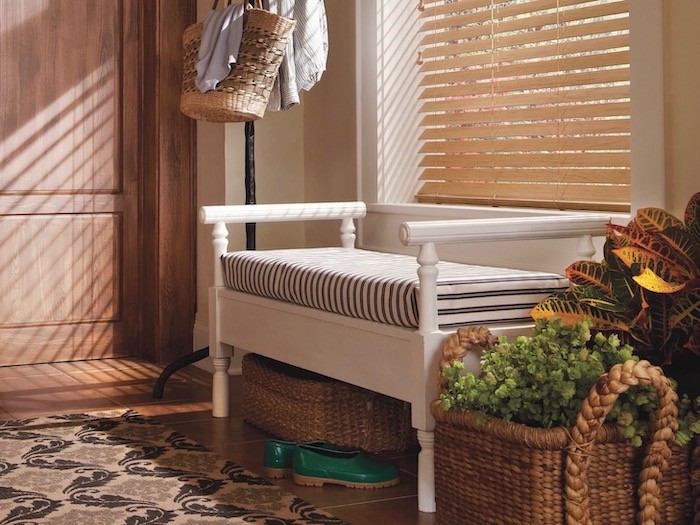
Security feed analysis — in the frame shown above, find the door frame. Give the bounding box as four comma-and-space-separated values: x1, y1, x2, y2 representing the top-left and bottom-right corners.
139, 0, 197, 363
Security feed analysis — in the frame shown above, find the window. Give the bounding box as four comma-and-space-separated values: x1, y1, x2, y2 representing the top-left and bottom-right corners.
415, 0, 631, 212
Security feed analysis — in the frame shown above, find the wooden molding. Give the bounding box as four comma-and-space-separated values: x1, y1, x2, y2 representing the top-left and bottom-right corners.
139, 0, 197, 362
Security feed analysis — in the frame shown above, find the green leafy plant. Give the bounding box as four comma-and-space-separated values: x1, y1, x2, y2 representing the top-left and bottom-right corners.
531, 192, 700, 395
439, 318, 699, 447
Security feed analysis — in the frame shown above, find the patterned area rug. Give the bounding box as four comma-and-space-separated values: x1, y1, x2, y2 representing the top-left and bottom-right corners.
0, 410, 345, 524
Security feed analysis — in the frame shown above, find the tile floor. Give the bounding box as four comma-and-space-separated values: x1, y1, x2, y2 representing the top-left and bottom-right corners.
0, 357, 435, 525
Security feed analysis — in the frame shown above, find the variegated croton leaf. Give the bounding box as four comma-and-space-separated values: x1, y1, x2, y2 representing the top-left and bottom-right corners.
608, 269, 639, 309
577, 286, 629, 313
633, 268, 688, 294
647, 293, 677, 351
659, 226, 700, 272
608, 222, 697, 278
530, 293, 631, 332
636, 206, 685, 232
565, 261, 611, 293
670, 290, 700, 330
612, 246, 691, 284
685, 192, 700, 245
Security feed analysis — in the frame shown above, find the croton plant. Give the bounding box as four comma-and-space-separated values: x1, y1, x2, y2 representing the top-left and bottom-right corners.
531, 192, 700, 395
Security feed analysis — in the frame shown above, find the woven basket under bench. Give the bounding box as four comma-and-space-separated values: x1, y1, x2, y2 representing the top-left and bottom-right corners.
432, 327, 699, 525
242, 353, 416, 452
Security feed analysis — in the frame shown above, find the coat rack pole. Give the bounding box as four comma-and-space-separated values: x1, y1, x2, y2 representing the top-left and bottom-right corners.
244, 120, 256, 250
244, 0, 256, 250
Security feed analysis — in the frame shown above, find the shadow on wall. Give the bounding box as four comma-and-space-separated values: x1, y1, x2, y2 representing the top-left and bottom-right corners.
376, 2, 422, 204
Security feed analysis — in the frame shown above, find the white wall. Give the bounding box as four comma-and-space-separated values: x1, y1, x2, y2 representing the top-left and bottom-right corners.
663, 0, 700, 218
223, 111, 306, 252
303, 0, 358, 247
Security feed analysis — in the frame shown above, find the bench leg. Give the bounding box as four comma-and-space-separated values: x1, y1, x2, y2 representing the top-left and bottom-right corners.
416, 429, 436, 513
212, 354, 231, 418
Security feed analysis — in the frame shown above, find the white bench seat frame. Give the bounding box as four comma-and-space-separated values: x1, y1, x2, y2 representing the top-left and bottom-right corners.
201, 201, 610, 514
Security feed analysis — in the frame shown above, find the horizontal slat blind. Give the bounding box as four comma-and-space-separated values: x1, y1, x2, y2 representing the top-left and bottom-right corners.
417, 0, 631, 212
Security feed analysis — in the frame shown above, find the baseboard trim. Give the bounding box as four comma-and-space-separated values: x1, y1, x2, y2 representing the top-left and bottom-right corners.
193, 318, 209, 351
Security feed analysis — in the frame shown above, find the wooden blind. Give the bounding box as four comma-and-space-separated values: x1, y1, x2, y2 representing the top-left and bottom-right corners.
416, 0, 630, 212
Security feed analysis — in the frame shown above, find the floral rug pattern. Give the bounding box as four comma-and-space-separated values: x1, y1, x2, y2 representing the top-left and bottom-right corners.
0, 410, 345, 524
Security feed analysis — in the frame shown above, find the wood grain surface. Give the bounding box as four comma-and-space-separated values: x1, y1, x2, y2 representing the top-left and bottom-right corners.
0, 0, 196, 365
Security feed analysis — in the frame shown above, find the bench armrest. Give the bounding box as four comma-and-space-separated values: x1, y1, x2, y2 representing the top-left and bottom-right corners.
202, 202, 367, 286
200, 202, 366, 224
399, 215, 610, 246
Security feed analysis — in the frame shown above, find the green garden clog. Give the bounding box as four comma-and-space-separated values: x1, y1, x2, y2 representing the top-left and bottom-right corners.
292, 443, 400, 489
263, 439, 328, 478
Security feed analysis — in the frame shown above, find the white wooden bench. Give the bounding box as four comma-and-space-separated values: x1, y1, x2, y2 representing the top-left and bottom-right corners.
200, 201, 610, 513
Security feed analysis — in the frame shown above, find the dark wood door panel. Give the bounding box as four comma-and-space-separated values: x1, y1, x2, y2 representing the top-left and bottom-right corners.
0, 214, 121, 326
0, 0, 122, 193
0, 0, 137, 365
0, 0, 196, 366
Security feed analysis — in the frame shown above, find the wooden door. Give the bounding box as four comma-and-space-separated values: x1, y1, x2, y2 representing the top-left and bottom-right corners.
0, 0, 140, 365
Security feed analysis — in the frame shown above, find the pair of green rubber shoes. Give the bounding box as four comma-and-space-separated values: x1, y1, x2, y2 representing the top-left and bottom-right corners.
263, 439, 400, 489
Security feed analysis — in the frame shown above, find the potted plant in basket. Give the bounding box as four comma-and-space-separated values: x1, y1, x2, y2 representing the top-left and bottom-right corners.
431, 194, 700, 525
433, 320, 698, 525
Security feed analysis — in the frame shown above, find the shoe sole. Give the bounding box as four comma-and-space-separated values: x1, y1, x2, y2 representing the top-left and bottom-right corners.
264, 466, 293, 479
293, 472, 400, 489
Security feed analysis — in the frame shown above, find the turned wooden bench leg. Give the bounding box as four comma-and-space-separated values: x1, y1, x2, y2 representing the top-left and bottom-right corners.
209, 282, 233, 418
417, 429, 436, 513
211, 354, 232, 418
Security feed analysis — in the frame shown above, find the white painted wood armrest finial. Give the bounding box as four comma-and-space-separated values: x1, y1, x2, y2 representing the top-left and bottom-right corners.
417, 242, 439, 335
340, 218, 356, 248
576, 234, 597, 260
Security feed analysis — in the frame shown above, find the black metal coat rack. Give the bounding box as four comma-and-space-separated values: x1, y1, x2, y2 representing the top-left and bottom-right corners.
244, 121, 256, 249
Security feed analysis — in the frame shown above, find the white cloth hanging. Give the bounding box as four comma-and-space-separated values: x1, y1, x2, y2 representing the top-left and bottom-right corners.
195, 3, 246, 93
266, 0, 328, 111
293, 0, 328, 92
267, 0, 300, 111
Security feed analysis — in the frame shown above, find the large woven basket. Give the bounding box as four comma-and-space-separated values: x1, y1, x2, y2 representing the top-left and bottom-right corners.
432, 327, 699, 525
242, 354, 416, 452
180, 4, 295, 122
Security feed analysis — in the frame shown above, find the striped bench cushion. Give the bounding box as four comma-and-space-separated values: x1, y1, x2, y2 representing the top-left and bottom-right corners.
221, 248, 568, 329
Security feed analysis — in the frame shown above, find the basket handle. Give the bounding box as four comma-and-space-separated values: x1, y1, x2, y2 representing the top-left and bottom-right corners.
211, 0, 232, 10
564, 360, 679, 525
437, 326, 498, 395
211, 0, 262, 10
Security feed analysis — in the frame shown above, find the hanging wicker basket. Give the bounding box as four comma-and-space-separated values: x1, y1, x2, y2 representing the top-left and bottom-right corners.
431, 326, 699, 525
180, 1, 295, 123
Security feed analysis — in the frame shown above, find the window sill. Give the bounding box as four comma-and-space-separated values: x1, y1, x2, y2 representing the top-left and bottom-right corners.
367, 202, 631, 223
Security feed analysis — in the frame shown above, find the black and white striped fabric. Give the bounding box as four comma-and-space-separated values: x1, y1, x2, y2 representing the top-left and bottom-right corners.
221, 248, 568, 329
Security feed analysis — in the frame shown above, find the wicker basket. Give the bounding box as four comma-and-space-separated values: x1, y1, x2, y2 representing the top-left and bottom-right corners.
242, 354, 416, 452
180, 3, 295, 123
432, 327, 699, 525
